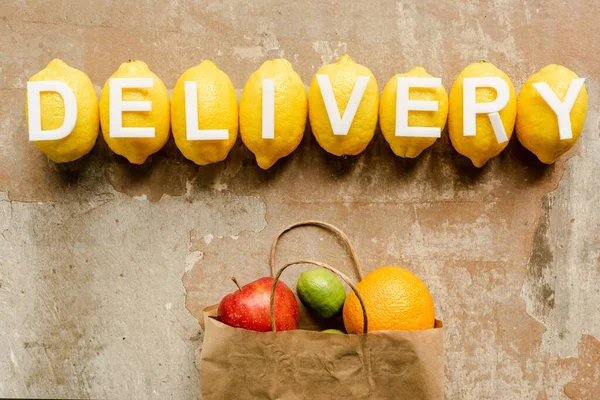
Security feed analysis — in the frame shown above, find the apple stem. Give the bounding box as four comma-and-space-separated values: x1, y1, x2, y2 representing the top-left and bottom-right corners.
231, 276, 242, 291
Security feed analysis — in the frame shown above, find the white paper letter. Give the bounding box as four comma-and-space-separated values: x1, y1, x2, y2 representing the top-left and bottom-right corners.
261, 79, 275, 139
184, 81, 229, 140
463, 77, 510, 143
316, 74, 370, 135
109, 78, 154, 138
27, 81, 77, 141
533, 78, 585, 140
396, 77, 442, 138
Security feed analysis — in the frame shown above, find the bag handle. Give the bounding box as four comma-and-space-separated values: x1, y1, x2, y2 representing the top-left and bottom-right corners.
269, 260, 369, 335
269, 221, 364, 281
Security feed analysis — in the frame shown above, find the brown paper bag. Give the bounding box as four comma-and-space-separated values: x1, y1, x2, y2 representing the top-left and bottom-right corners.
199, 221, 444, 399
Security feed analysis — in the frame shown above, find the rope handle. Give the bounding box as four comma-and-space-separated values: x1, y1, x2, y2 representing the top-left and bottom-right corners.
269, 221, 364, 281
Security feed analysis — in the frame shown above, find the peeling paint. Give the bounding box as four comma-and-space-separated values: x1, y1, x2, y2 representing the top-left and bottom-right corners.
521, 106, 600, 360
233, 46, 264, 60
202, 234, 213, 245
185, 251, 203, 272
521, 196, 557, 319
563, 335, 600, 399
312, 40, 348, 66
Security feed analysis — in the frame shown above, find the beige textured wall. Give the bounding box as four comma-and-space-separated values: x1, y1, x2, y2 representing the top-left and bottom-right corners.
1, 1, 599, 399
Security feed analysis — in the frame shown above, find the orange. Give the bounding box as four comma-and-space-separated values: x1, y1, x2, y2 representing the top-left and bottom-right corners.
343, 266, 435, 333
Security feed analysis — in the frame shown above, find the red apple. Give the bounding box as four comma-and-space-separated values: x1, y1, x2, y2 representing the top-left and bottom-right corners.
218, 277, 299, 332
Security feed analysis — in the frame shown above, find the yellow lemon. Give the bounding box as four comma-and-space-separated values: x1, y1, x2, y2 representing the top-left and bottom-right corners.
240, 59, 307, 169
379, 66, 448, 158
26, 59, 99, 163
516, 65, 587, 164
448, 61, 516, 167
171, 60, 238, 166
308, 55, 379, 156
100, 60, 170, 164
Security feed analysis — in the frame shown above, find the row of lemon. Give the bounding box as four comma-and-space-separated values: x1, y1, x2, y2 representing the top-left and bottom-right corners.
28, 56, 587, 168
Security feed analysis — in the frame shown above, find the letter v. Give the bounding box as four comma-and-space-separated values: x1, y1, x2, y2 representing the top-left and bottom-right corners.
316, 74, 370, 135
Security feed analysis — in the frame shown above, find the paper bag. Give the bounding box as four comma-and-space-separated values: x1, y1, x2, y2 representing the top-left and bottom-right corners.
200, 307, 443, 399
199, 221, 444, 399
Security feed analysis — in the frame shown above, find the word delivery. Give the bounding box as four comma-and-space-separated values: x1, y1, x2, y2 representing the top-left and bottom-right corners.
26, 56, 588, 168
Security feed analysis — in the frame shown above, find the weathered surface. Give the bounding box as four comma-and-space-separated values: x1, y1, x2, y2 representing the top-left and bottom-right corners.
0, 1, 599, 399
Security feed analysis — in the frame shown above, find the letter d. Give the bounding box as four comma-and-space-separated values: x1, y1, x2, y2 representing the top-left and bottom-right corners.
27, 81, 77, 141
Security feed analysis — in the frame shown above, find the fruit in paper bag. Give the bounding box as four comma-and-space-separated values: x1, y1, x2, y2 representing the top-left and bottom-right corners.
343, 266, 435, 333
240, 59, 307, 169
448, 61, 516, 167
296, 268, 346, 319
309, 54, 379, 156
516, 64, 587, 164
322, 329, 344, 334
171, 60, 238, 166
379, 66, 448, 158
26, 59, 99, 163
218, 277, 299, 332
100, 60, 170, 164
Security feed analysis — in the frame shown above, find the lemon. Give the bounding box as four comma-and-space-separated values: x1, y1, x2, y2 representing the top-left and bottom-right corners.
516, 65, 588, 164
448, 61, 516, 167
308, 55, 379, 156
26, 59, 99, 163
379, 66, 448, 158
171, 60, 238, 166
99, 60, 170, 164
240, 59, 307, 169
296, 268, 346, 319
